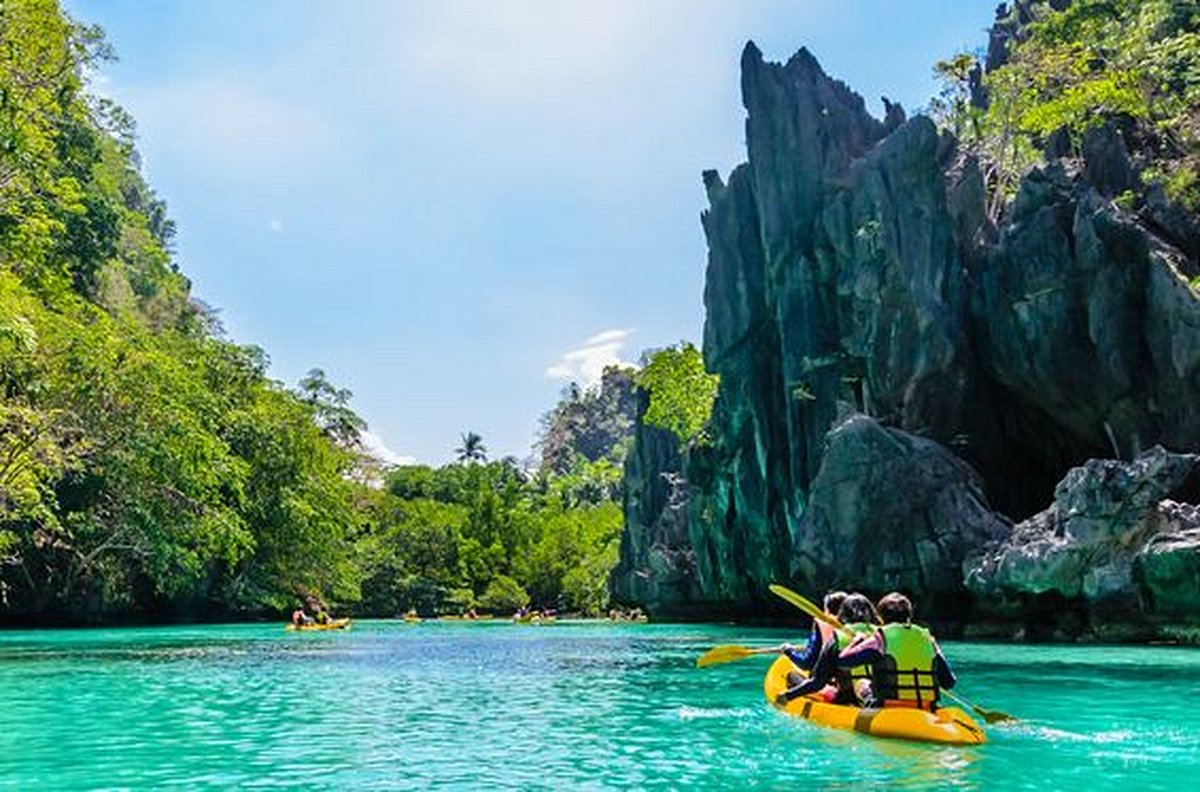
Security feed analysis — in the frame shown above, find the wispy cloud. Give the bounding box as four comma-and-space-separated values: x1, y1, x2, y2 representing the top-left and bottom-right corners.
352, 1, 743, 183
546, 328, 634, 387
361, 429, 416, 467
120, 77, 332, 178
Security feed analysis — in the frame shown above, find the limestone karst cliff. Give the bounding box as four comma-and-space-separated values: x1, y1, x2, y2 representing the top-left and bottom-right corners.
612, 12, 1200, 640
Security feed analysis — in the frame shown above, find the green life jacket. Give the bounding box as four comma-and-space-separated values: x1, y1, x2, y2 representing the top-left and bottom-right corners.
828, 621, 876, 702
842, 621, 876, 641
873, 623, 939, 708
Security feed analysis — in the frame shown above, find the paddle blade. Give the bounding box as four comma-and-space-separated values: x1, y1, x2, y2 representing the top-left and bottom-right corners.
945, 690, 1017, 725
696, 645, 754, 667
976, 706, 1017, 724
768, 584, 844, 629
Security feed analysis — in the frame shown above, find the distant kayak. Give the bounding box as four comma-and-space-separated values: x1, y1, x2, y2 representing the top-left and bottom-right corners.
512, 614, 557, 624
763, 656, 985, 745
438, 615, 495, 621
286, 618, 351, 632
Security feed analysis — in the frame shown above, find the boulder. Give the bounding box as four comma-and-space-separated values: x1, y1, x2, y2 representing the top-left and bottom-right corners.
793, 415, 1011, 620
966, 447, 1200, 635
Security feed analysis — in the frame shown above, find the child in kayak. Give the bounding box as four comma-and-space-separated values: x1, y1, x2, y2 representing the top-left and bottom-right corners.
780, 590, 846, 673
776, 593, 878, 705
837, 592, 956, 711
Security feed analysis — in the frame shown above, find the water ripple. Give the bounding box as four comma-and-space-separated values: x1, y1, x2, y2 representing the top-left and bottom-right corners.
1, 622, 1198, 789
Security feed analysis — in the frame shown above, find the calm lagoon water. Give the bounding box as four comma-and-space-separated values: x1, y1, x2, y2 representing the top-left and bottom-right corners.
1, 621, 1198, 789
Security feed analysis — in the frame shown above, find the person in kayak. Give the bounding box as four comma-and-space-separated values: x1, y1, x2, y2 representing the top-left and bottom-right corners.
303, 594, 332, 624
837, 592, 956, 711
775, 593, 878, 705
780, 590, 847, 673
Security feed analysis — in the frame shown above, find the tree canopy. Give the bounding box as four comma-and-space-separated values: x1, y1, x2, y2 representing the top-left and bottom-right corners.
636, 342, 719, 444
931, 0, 1200, 215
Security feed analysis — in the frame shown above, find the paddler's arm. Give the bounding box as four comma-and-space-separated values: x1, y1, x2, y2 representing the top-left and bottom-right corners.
933, 642, 956, 690
782, 625, 821, 671
776, 644, 837, 703
835, 631, 883, 668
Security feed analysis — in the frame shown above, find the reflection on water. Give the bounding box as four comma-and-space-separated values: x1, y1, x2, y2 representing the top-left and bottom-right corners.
0, 623, 1197, 789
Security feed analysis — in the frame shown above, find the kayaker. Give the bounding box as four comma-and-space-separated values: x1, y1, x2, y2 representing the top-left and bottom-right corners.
304, 594, 332, 624
775, 593, 877, 705
837, 592, 956, 711
781, 590, 847, 673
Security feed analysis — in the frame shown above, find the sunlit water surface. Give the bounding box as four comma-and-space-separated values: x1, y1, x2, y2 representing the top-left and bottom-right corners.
2, 621, 1198, 789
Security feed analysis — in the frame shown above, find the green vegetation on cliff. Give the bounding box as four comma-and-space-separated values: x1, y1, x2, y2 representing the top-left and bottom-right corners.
538, 366, 637, 475
636, 342, 719, 443
933, 0, 1199, 213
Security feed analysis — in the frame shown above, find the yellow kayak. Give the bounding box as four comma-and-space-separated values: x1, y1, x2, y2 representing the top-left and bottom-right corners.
439, 615, 495, 621
764, 656, 985, 745
512, 614, 557, 624
286, 617, 351, 631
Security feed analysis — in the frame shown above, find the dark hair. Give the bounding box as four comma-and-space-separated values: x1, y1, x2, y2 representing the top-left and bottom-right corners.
823, 590, 848, 615
877, 592, 914, 624
837, 593, 877, 625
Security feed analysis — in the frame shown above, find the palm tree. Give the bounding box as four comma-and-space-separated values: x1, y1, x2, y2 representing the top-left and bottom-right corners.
455, 431, 487, 464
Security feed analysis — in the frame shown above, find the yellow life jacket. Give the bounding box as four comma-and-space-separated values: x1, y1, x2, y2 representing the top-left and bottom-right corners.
873, 623, 939, 709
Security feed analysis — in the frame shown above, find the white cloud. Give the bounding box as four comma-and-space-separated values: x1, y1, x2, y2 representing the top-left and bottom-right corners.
545, 328, 634, 387
586, 328, 633, 346
361, 429, 417, 467
269, 217, 283, 233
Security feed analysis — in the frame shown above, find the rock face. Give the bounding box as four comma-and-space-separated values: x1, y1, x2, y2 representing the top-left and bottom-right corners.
966, 448, 1200, 639
795, 416, 1011, 620
610, 395, 703, 614
611, 36, 1200, 637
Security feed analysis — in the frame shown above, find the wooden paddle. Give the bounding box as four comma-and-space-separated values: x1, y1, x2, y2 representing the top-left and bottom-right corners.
696, 644, 785, 668
768, 582, 1017, 724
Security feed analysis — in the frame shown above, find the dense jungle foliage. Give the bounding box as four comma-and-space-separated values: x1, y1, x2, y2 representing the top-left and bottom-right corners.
0, 0, 369, 621
359, 369, 638, 618
931, 0, 1199, 218
0, 0, 669, 622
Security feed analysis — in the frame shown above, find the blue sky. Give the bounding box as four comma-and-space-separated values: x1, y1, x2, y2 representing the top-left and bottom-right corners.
66, 0, 999, 465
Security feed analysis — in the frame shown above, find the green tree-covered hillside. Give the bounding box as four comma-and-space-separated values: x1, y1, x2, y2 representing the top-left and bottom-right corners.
1, 0, 365, 620
1, 0, 711, 624
932, 0, 1199, 217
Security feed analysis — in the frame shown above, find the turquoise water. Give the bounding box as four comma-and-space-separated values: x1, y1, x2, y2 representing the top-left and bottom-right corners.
1, 621, 1198, 789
